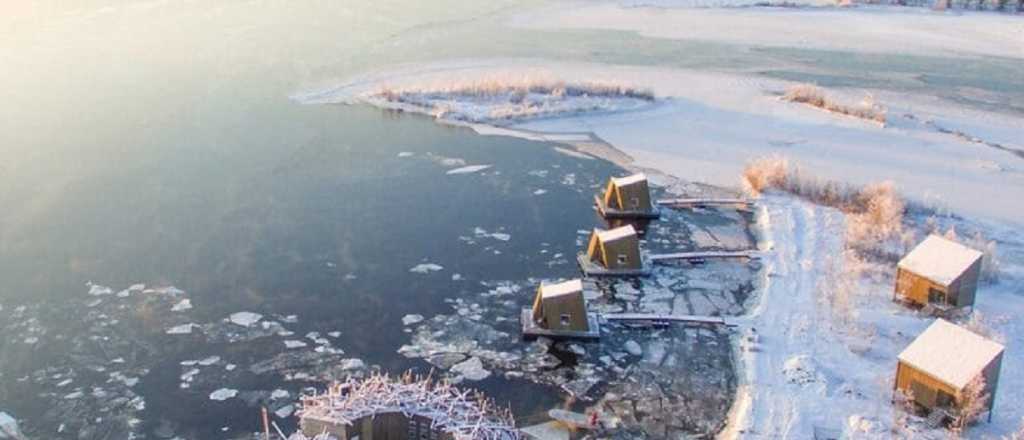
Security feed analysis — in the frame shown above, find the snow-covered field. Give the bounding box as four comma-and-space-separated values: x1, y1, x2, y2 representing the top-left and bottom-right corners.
295, 2, 1024, 437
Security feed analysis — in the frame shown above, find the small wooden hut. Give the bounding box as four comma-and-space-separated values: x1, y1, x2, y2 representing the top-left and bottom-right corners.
577, 225, 648, 277
894, 235, 983, 311
522, 279, 600, 340
895, 319, 1004, 423
595, 173, 659, 219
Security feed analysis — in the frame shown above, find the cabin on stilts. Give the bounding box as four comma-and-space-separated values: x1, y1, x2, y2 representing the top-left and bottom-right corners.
595, 173, 659, 219
521, 279, 600, 340
894, 235, 983, 313
295, 372, 521, 440
895, 319, 1004, 425
577, 225, 649, 277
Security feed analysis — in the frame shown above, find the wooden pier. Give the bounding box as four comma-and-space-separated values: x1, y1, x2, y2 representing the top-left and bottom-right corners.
656, 198, 751, 209
602, 313, 735, 327
648, 250, 761, 263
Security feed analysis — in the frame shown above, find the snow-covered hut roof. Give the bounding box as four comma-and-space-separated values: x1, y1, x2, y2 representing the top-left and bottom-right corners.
595, 225, 637, 243
897, 235, 982, 286
611, 173, 647, 187
898, 319, 1004, 390
541, 279, 583, 299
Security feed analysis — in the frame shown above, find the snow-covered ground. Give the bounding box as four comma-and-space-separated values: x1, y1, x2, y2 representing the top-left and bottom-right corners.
294, 2, 1024, 437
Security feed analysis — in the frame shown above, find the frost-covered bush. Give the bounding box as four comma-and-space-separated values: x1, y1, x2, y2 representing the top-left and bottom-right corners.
783, 84, 887, 125
742, 156, 906, 256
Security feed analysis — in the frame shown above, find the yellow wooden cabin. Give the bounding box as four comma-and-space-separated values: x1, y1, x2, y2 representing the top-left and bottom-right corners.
587, 225, 642, 271
895, 235, 983, 311
531, 279, 590, 333
895, 319, 1004, 422
596, 173, 659, 219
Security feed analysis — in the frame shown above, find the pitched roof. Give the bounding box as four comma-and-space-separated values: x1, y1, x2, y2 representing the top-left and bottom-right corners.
595, 225, 637, 242
611, 173, 647, 187
898, 319, 1004, 390
541, 279, 583, 298
898, 235, 983, 286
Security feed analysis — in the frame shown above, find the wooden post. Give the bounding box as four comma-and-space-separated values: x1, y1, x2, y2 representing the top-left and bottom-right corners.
261, 407, 271, 440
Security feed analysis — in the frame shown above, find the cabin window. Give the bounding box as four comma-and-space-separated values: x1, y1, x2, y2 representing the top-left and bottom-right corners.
936, 390, 954, 408
928, 288, 946, 305
560, 314, 571, 326
617, 254, 628, 265
630, 196, 640, 208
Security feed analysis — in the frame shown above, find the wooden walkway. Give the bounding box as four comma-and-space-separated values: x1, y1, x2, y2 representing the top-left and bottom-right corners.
602, 313, 735, 327
648, 250, 761, 263
656, 198, 750, 208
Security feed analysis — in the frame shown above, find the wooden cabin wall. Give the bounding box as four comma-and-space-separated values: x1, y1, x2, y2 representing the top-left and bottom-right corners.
895, 269, 949, 306
952, 259, 982, 308
300, 418, 349, 439
602, 238, 642, 270
538, 293, 589, 331
896, 361, 959, 409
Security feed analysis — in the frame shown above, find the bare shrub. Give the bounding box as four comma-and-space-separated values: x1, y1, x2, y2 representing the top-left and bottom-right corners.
961, 311, 1007, 344
951, 375, 989, 435
742, 156, 905, 255
376, 78, 655, 103
939, 226, 1001, 283
783, 84, 887, 124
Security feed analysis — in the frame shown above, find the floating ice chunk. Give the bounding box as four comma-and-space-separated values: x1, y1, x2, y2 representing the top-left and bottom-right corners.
88, 284, 113, 296
274, 404, 294, 418
155, 286, 185, 296
280, 315, 299, 324
209, 388, 237, 401
198, 356, 220, 366
225, 364, 236, 371
128, 283, 146, 291
23, 336, 38, 344
341, 359, 365, 371
283, 340, 307, 349
397, 152, 414, 157
450, 357, 490, 381
533, 189, 547, 195
409, 263, 443, 274
57, 378, 73, 387
166, 324, 197, 335
228, 312, 263, 327
0, 411, 21, 439
446, 165, 492, 175
451, 273, 463, 281
270, 389, 290, 400
171, 299, 192, 312
490, 233, 511, 241
64, 391, 84, 399
327, 331, 341, 338
624, 340, 643, 356
402, 314, 424, 326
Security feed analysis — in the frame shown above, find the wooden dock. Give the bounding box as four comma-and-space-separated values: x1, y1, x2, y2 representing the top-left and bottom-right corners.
521, 309, 601, 340
594, 195, 661, 219
656, 198, 750, 209
602, 313, 735, 327
577, 253, 652, 277
648, 250, 761, 263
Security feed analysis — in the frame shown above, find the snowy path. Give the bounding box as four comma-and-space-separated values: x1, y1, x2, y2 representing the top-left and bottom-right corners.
731, 194, 847, 438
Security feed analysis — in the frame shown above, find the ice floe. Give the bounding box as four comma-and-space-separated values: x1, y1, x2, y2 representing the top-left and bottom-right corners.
446, 164, 492, 175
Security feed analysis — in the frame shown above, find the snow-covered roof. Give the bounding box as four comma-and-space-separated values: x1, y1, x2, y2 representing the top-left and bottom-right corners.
541, 279, 583, 298
897, 235, 982, 286
595, 225, 637, 243
611, 173, 647, 187
898, 319, 1004, 390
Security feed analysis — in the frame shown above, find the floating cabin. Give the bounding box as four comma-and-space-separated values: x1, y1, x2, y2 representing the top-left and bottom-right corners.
295, 372, 521, 440
894, 235, 983, 312
521, 279, 600, 340
577, 225, 649, 277
595, 173, 660, 219
895, 319, 1004, 423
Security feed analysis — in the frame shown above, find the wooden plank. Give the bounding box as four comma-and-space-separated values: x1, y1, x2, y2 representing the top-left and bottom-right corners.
594, 195, 660, 219
649, 250, 760, 262
577, 253, 652, 277
521, 309, 601, 340
602, 313, 733, 326
656, 198, 750, 207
